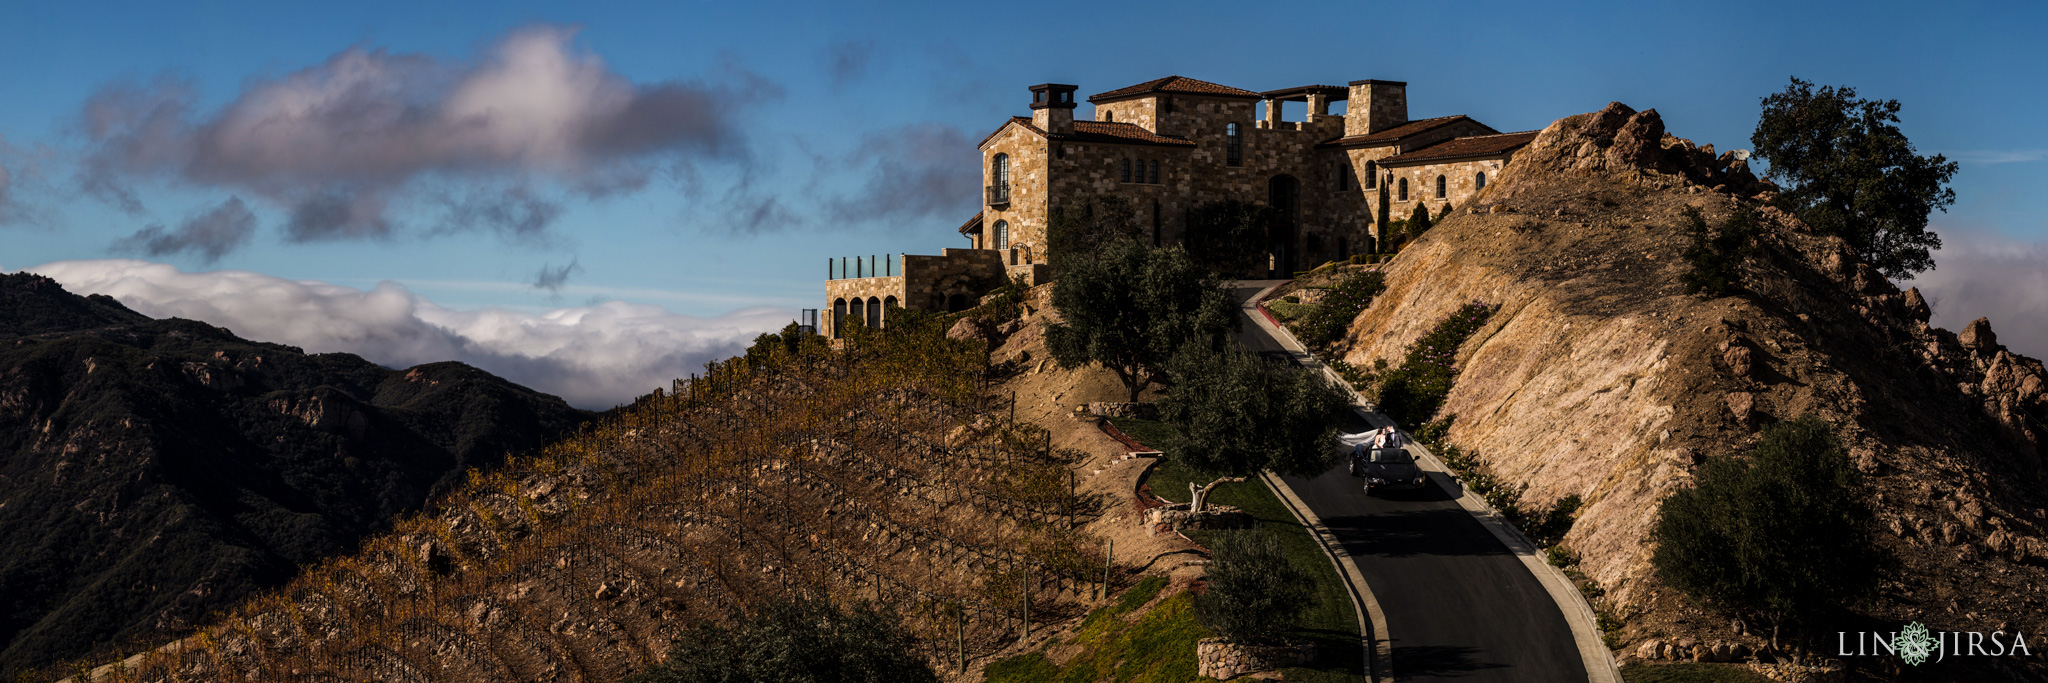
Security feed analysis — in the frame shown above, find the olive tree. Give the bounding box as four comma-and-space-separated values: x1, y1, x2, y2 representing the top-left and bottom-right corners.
1160, 344, 1351, 511
1650, 416, 1885, 648
1751, 77, 1958, 278
1045, 240, 1239, 403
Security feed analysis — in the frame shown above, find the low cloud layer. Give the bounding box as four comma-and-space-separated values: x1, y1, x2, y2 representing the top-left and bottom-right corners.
77, 25, 769, 252
25, 259, 793, 409
1903, 227, 2048, 360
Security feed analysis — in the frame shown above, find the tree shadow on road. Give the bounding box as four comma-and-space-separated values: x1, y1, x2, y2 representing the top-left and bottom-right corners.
1391, 644, 1509, 679
1320, 508, 1514, 559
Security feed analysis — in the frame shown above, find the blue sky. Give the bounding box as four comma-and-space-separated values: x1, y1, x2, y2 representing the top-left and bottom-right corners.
3, 0, 2045, 405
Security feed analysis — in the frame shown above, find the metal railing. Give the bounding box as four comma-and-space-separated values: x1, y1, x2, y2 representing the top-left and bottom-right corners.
986, 183, 1010, 207
827, 254, 898, 280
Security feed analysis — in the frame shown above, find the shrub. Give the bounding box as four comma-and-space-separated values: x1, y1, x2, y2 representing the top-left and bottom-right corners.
1372, 302, 1497, 426
1290, 270, 1387, 349
625, 595, 938, 683
1649, 416, 1884, 639
1192, 530, 1314, 644
1679, 206, 1761, 297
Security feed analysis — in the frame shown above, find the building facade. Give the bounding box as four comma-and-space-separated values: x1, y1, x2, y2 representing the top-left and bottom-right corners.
824, 75, 1535, 338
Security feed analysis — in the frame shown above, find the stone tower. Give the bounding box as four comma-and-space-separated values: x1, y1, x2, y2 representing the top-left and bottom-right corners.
1346, 79, 1408, 135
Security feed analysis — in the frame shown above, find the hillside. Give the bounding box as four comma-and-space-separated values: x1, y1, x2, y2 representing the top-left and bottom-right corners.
0, 273, 593, 677
35, 317, 1157, 682
1336, 104, 2048, 677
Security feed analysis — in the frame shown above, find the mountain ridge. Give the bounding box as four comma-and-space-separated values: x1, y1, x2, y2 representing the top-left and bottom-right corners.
0, 272, 594, 676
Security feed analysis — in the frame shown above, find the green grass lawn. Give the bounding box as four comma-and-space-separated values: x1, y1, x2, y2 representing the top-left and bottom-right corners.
1112, 417, 1367, 682
1618, 662, 1776, 683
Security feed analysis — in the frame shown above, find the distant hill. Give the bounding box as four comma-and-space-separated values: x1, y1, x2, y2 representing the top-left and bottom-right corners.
0, 272, 594, 676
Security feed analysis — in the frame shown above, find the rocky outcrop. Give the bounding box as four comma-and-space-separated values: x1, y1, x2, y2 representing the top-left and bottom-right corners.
1337, 103, 2048, 672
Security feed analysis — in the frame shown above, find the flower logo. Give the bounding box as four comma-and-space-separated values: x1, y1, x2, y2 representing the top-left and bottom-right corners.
1897, 622, 1935, 666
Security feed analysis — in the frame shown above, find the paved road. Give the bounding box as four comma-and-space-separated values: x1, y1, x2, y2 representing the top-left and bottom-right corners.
1231, 282, 1589, 683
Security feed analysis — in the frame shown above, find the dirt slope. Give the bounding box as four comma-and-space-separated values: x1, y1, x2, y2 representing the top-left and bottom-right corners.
1337, 103, 2048, 673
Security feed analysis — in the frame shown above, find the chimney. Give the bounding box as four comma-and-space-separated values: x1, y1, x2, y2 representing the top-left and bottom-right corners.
1030, 83, 1078, 135
1346, 80, 1408, 136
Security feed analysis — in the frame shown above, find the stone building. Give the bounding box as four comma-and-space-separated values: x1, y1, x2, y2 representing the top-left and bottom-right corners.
823, 75, 1535, 338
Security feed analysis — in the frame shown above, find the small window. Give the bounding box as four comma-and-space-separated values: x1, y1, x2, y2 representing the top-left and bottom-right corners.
1335, 163, 1348, 190
1034, 91, 1045, 104
1121, 159, 1131, 183
1398, 178, 1409, 201
1162, 97, 1174, 114
1104, 110, 1114, 122
1225, 123, 1243, 166
1150, 160, 1160, 184
1436, 175, 1447, 199
1475, 172, 1487, 191
1364, 161, 1378, 189
994, 220, 1010, 251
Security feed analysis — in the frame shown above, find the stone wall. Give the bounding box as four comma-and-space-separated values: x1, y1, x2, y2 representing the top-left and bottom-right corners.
1194, 638, 1315, 680
822, 249, 1011, 338
983, 124, 1052, 255
1382, 155, 1513, 224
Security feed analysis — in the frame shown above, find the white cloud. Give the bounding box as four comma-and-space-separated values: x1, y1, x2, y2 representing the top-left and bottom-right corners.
77, 25, 772, 248
1901, 228, 2048, 360
23, 259, 795, 409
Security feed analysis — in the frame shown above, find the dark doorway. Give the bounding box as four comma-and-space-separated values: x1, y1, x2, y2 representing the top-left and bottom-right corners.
1268, 175, 1300, 275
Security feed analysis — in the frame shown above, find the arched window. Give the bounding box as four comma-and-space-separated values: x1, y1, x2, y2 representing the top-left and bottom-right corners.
1225, 123, 1243, 166
1103, 110, 1114, 122
848, 297, 866, 328
1120, 159, 1131, 183
993, 220, 1010, 251
1475, 171, 1487, 191
1436, 175, 1447, 199
991, 153, 1009, 188
866, 297, 881, 329
1149, 160, 1160, 184
1397, 177, 1409, 201
832, 298, 847, 338
1364, 161, 1378, 188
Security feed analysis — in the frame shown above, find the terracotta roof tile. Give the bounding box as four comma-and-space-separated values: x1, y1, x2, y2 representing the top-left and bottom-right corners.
1318, 115, 1475, 147
958, 211, 983, 234
1089, 76, 1261, 103
1062, 120, 1197, 147
1379, 131, 1540, 165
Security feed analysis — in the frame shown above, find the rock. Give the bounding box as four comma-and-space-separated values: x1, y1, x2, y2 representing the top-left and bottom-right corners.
1711, 641, 1731, 662
1727, 392, 1756, 426
1902, 287, 1932, 321
594, 581, 619, 600
946, 317, 990, 348
1637, 640, 1664, 660
1609, 109, 1668, 169
1960, 317, 1998, 352
1731, 642, 1751, 660
1575, 102, 1636, 143
996, 319, 1024, 336
1724, 344, 1754, 378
